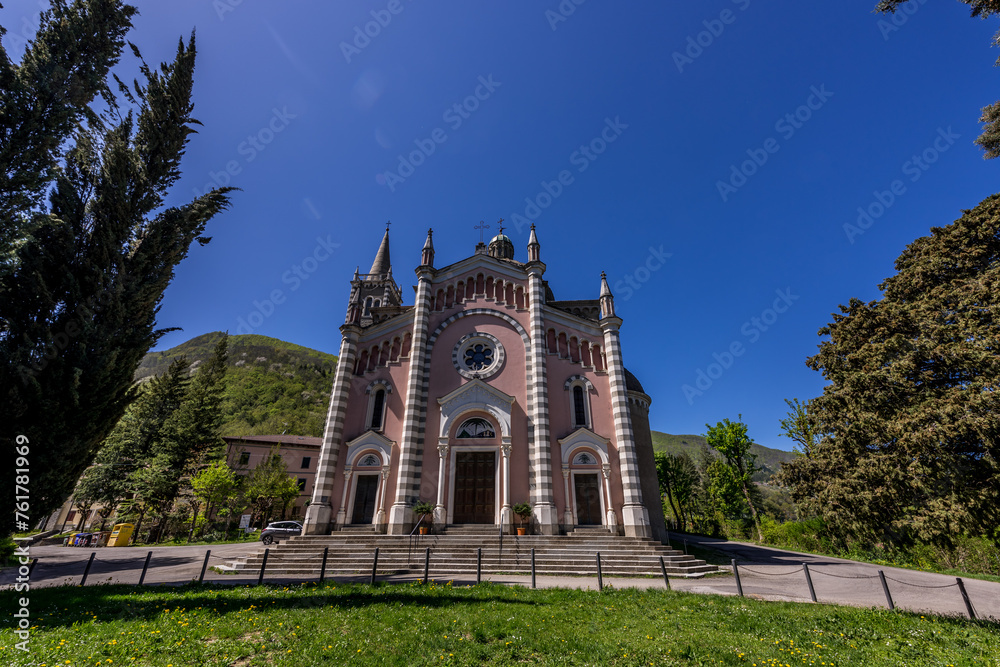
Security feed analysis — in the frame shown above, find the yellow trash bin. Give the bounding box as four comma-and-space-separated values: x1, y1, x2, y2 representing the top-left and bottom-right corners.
108, 523, 134, 547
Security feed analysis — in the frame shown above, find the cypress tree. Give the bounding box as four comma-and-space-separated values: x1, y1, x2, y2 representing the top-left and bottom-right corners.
0, 2, 233, 528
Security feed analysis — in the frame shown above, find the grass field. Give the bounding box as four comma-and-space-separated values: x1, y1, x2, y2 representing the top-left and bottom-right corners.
2, 581, 997, 666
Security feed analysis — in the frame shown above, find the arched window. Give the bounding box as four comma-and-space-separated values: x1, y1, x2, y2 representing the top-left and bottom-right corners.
365, 380, 392, 431
370, 389, 386, 430
564, 376, 593, 430
456, 417, 496, 439
363, 296, 373, 316
573, 385, 587, 428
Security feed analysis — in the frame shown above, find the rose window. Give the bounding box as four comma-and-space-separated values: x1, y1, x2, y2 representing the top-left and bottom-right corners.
464, 343, 494, 371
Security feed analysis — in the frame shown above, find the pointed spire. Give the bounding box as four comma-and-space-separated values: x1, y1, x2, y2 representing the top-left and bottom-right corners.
368, 226, 391, 276
527, 223, 540, 262
421, 228, 435, 267
599, 271, 616, 319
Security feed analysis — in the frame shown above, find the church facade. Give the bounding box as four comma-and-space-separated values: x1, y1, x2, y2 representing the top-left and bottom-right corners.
303, 226, 666, 540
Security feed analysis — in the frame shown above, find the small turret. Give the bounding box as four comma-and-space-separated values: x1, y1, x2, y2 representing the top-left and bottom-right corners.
421, 228, 435, 267
599, 271, 615, 319
527, 224, 540, 262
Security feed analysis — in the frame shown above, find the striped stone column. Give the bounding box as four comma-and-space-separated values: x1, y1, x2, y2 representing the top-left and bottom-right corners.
526, 265, 558, 534
387, 267, 434, 534
304, 327, 360, 535
601, 317, 650, 538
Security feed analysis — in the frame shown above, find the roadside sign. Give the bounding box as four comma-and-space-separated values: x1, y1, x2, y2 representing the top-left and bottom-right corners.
239, 514, 251, 529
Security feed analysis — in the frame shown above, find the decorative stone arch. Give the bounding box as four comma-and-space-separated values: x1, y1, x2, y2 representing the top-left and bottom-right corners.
436, 378, 515, 441
337, 431, 395, 529
558, 428, 616, 531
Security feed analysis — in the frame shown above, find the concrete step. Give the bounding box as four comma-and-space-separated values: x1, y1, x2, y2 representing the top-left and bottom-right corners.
221, 534, 719, 578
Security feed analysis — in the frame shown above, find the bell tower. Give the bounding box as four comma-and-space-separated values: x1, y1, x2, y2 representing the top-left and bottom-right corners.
346, 224, 402, 326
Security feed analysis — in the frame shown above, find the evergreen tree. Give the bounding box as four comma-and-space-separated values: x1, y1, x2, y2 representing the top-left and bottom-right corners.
779, 194, 1000, 547
0, 2, 233, 529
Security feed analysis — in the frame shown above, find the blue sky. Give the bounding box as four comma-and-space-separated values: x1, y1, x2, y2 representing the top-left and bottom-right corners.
5, 0, 998, 450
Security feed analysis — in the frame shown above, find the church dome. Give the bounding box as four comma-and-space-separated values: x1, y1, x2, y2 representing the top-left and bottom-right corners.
488, 233, 515, 260
624, 368, 646, 394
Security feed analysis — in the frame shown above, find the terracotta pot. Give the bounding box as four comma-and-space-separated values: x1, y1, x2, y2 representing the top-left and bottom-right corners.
516, 527, 526, 536
419, 525, 429, 535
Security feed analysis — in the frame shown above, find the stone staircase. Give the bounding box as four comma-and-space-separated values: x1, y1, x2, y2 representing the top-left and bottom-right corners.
221, 528, 717, 578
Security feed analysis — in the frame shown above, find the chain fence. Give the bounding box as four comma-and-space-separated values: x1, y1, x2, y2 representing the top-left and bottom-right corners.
9, 546, 996, 622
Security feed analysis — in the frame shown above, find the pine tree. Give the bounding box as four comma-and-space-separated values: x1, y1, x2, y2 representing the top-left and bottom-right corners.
781, 194, 1000, 546
0, 2, 233, 528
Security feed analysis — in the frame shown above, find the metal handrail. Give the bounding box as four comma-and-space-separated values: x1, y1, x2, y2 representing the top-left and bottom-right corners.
407, 514, 427, 564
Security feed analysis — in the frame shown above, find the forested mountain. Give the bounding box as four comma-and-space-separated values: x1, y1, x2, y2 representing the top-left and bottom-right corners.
650, 432, 795, 483
137, 333, 337, 437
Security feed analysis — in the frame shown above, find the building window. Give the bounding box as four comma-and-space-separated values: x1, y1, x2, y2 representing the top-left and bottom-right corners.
370, 389, 386, 430
364, 296, 373, 316
238, 452, 250, 466
456, 418, 496, 439
297, 478, 307, 491
301, 456, 311, 469
573, 385, 587, 427
453, 332, 505, 379
564, 376, 593, 429
358, 453, 380, 467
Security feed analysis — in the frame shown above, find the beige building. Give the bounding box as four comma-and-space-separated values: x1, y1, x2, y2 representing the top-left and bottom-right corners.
223, 434, 322, 520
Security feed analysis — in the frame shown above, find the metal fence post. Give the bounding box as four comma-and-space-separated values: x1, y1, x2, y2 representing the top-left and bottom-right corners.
198, 550, 211, 584
596, 552, 604, 592
802, 563, 817, 603
732, 559, 744, 597
80, 552, 96, 587
423, 547, 430, 584
258, 548, 269, 587
956, 578, 977, 620
531, 548, 536, 589
878, 570, 894, 610
138, 551, 152, 586
370, 547, 380, 585
659, 556, 671, 590
476, 547, 482, 584
319, 546, 329, 584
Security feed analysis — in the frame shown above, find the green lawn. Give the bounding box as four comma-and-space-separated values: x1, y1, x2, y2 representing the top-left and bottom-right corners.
2, 582, 998, 666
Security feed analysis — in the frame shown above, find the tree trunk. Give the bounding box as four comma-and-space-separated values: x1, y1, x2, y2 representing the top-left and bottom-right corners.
740, 482, 764, 542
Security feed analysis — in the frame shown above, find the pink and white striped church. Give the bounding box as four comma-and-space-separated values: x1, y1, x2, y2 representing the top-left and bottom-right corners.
303, 225, 667, 541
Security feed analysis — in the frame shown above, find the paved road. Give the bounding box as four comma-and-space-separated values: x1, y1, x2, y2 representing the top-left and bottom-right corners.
4, 536, 997, 622
665, 532, 999, 621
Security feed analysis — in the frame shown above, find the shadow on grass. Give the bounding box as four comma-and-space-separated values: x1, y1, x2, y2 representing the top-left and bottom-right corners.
0, 581, 541, 629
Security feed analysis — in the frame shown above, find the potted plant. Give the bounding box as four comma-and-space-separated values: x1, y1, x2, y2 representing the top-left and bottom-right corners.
512, 502, 532, 536
412, 501, 434, 535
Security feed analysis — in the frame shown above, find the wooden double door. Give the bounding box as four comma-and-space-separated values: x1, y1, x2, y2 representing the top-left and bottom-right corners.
574, 473, 602, 526
453, 451, 496, 524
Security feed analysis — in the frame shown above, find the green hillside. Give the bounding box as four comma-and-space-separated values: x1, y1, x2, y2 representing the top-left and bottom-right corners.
137, 332, 337, 437
650, 431, 796, 482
